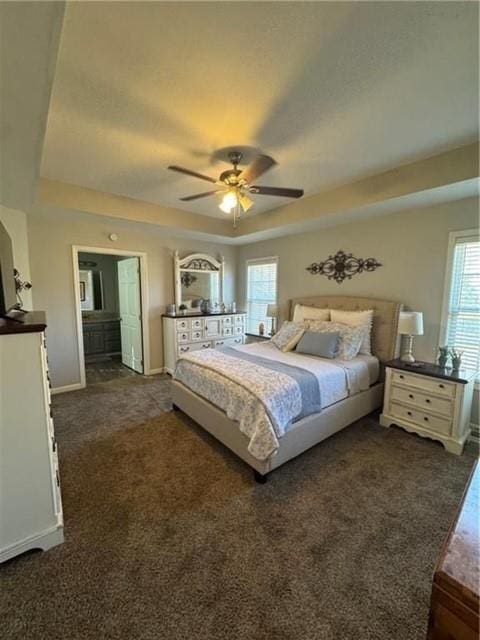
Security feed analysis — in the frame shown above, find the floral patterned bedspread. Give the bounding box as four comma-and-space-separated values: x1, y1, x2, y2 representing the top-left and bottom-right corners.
175, 348, 302, 460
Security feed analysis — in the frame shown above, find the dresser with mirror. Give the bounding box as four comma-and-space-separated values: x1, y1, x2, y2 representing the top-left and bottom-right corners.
162, 252, 246, 374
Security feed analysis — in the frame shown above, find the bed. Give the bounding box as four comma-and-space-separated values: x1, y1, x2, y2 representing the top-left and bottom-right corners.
171, 296, 402, 482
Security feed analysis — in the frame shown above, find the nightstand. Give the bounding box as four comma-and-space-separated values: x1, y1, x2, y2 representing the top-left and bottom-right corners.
380, 359, 477, 455
245, 332, 271, 344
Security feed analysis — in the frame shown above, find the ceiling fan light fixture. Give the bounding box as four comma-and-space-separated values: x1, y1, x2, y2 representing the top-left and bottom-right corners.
219, 190, 237, 214
239, 193, 253, 212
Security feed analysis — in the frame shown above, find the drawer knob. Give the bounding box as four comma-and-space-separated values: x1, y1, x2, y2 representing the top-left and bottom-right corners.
399, 375, 404, 379
425, 399, 431, 404
202, 344, 209, 349
439, 384, 445, 389
180, 347, 189, 353
423, 416, 429, 422
408, 394, 413, 399
407, 411, 412, 416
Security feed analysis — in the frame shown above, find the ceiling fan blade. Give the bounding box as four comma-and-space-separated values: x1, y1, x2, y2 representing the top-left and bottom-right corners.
239, 155, 277, 184
168, 165, 217, 184
250, 185, 304, 198
180, 190, 220, 201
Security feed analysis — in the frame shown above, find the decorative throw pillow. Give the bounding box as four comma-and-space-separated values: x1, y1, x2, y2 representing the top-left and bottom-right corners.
295, 331, 340, 359
292, 304, 330, 323
271, 321, 306, 352
307, 320, 364, 360
330, 309, 374, 355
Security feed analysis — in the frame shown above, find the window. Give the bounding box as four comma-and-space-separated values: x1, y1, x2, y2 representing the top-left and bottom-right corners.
246, 257, 278, 334
440, 229, 480, 376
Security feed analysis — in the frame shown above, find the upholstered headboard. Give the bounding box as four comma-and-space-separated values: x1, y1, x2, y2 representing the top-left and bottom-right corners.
289, 296, 402, 363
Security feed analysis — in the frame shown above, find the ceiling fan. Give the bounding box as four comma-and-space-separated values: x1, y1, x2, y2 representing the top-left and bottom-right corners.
168, 151, 304, 226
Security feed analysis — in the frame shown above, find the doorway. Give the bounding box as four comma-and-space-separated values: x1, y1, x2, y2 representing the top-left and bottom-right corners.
72, 246, 150, 388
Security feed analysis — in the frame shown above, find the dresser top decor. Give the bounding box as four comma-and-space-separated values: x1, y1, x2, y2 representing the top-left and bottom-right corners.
306, 250, 382, 284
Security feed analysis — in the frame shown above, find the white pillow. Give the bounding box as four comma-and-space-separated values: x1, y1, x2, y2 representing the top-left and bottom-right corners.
271, 321, 305, 352
293, 304, 330, 323
330, 309, 373, 355
307, 320, 364, 360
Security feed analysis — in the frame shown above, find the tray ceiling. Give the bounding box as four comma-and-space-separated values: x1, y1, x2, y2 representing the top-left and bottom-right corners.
40, 2, 479, 219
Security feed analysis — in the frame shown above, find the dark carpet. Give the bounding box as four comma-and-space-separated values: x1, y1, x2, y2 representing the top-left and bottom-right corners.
0, 374, 476, 640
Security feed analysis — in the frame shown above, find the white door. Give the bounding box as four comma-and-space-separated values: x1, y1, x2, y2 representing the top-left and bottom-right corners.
118, 258, 143, 373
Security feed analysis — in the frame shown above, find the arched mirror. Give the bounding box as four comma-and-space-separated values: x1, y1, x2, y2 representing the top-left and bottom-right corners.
174, 251, 224, 311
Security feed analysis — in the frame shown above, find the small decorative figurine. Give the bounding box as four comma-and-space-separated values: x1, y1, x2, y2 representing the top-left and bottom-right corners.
450, 348, 463, 370
259, 322, 265, 336
438, 346, 449, 368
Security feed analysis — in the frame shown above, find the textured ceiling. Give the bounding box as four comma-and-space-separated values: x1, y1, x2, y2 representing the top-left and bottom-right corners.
41, 1, 479, 219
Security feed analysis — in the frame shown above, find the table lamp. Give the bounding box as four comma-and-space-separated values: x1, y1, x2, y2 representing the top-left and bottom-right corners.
266, 304, 278, 336
398, 311, 424, 362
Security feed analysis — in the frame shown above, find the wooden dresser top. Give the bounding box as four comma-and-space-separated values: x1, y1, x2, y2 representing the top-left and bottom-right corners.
435, 461, 479, 611
0, 311, 46, 335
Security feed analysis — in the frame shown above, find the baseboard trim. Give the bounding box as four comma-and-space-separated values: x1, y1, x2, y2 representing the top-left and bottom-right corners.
148, 367, 165, 375
51, 383, 84, 395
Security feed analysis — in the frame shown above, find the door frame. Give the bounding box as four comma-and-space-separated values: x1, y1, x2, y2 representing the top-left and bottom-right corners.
72, 245, 151, 389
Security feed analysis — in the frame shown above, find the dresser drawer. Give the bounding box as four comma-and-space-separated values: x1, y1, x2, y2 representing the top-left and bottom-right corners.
391, 369, 456, 399
234, 325, 243, 335
390, 385, 453, 418
191, 330, 203, 341
177, 331, 190, 343
234, 315, 245, 325
191, 318, 203, 330
214, 336, 244, 348
223, 316, 233, 326
176, 319, 190, 331
390, 402, 452, 436
223, 327, 233, 337
189, 341, 211, 352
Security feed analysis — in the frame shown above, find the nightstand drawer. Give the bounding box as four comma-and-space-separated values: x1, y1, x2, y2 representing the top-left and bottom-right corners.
390, 403, 452, 436
391, 370, 456, 399
390, 386, 453, 417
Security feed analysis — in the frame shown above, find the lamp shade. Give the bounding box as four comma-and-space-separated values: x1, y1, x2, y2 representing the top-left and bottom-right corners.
266, 304, 278, 318
398, 311, 424, 336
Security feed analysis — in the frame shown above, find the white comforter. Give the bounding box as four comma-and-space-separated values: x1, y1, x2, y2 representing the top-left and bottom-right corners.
174, 342, 376, 461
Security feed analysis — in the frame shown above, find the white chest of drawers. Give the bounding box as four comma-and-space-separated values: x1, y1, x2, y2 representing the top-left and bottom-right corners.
380, 360, 476, 455
163, 313, 246, 374
0, 313, 64, 562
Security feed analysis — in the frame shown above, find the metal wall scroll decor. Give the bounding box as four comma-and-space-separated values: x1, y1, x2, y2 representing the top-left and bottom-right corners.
182, 258, 219, 271
306, 250, 382, 284
180, 272, 197, 288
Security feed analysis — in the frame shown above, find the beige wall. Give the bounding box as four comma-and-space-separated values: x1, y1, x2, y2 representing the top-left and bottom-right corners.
237, 197, 479, 424
0, 205, 33, 309
27, 210, 236, 389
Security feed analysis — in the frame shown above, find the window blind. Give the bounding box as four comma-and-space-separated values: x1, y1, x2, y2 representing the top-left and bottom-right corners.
246, 258, 278, 334
445, 237, 480, 374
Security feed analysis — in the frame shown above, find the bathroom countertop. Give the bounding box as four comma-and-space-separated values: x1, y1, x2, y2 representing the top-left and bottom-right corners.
82, 316, 120, 324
